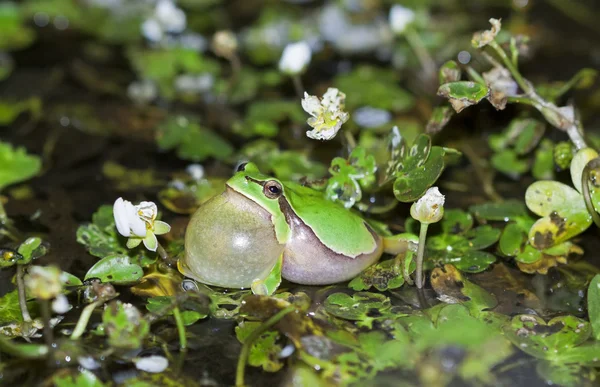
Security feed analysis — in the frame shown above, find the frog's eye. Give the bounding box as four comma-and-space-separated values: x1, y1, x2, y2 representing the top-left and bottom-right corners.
236, 162, 248, 172
263, 180, 283, 199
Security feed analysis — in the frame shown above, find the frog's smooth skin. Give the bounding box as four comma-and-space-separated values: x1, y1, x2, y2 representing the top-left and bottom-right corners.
179, 163, 392, 289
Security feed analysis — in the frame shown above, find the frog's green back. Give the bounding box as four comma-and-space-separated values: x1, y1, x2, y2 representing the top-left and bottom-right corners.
283, 182, 378, 258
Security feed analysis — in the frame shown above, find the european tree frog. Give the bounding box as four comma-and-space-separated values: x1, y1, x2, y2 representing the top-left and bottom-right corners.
179, 163, 413, 294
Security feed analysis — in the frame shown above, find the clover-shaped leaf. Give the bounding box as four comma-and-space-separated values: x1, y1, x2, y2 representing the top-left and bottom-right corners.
393, 144, 445, 202
102, 301, 150, 351
323, 292, 396, 328
0, 141, 41, 191
146, 296, 207, 326
325, 146, 376, 208
348, 256, 415, 292
235, 322, 283, 372
504, 314, 599, 364
420, 209, 501, 273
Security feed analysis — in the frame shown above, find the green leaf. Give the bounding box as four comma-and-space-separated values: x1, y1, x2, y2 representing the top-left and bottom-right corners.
588, 275, 600, 340
157, 115, 233, 162
0, 141, 41, 190
0, 3, 36, 51
0, 290, 24, 325
536, 361, 583, 387
452, 250, 497, 273
323, 292, 393, 328
469, 200, 528, 222
498, 223, 527, 257
234, 100, 305, 138
438, 60, 461, 85
348, 258, 415, 292
393, 146, 445, 202
528, 207, 592, 250
235, 322, 283, 372
0, 335, 47, 359
84, 255, 143, 285
425, 105, 454, 134
491, 149, 529, 177
52, 369, 106, 387
504, 314, 591, 361
440, 209, 473, 235
103, 300, 150, 351
146, 296, 207, 326
326, 147, 377, 208
334, 65, 415, 112
437, 81, 490, 113
532, 139, 555, 180
16, 237, 47, 264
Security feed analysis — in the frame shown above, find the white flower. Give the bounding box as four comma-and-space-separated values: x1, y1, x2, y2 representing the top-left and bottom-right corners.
113, 198, 171, 252
51, 294, 70, 314
154, 0, 186, 33
127, 79, 157, 105
134, 355, 169, 373
114, 198, 147, 238
278, 41, 312, 75
410, 187, 445, 224
389, 5, 415, 35
301, 88, 349, 141
141, 0, 186, 43
186, 164, 205, 181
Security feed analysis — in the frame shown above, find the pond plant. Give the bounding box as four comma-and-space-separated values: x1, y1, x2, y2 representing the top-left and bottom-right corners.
0, 1, 600, 386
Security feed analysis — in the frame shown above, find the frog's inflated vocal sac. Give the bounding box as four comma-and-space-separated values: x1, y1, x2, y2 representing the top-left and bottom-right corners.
179, 162, 408, 291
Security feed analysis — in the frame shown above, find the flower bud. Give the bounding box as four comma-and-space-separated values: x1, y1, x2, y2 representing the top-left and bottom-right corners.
410, 187, 445, 224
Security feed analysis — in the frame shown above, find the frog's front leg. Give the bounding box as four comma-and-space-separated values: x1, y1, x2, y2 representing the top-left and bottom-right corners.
383, 233, 418, 285
251, 253, 283, 295
382, 233, 419, 255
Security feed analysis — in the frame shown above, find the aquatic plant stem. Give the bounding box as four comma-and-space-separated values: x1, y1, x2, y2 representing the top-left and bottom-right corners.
172, 306, 187, 350
70, 299, 105, 340
16, 265, 32, 322
488, 41, 530, 94
415, 223, 429, 289
405, 27, 437, 81
292, 75, 304, 99
236, 306, 295, 387
40, 299, 53, 354
156, 242, 178, 267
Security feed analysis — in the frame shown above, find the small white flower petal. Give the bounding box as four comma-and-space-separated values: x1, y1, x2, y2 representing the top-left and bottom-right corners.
51, 294, 70, 314
134, 355, 169, 373
114, 197, 132, 237
301, 93, 322, 117
279, 41, 312, 75
136, 201, 158, 224
141, 19, 163, 42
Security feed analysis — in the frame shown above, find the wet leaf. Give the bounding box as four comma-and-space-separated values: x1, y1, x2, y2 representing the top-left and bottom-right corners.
326, 146, 376, 208
0, 290, 25, 324
528, 208, 591, 250
393, 146, 445, 202
469, 200, 528, 222
84, 255, 144, 285
587, 275, 600, 340
0, 141, 41, 190
146, 296, 207, 326
102, 301, 150, 351
437, 81, 490, 113
440, 209, 473, 235
348, 257, 415, 292
536, 361, 584, 387
504, 314, 591, 361
323, 292, 394, 328
235, 321, 283, 372
16, 237, 47, 265
52, 368, 105, 387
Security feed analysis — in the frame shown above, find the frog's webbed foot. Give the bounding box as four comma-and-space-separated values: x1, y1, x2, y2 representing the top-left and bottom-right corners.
251, 253, 283, 296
